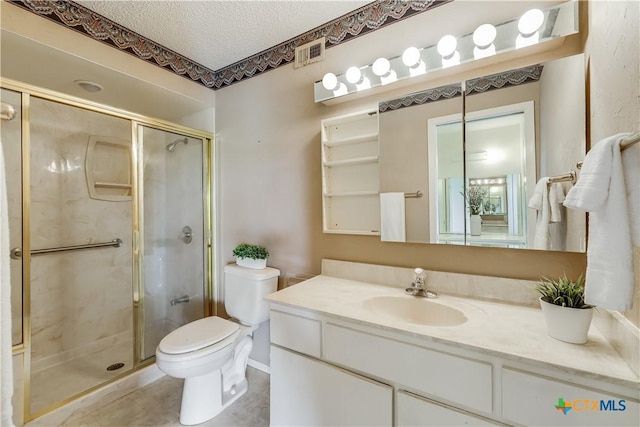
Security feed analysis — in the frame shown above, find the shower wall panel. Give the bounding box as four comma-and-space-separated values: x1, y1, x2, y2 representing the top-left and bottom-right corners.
28, 97, 133, 372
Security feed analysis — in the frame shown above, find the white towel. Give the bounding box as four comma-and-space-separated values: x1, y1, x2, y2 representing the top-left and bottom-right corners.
564, 133, 634, 311
549, 183, 565, 223
528, 178, 565, 250
1, 146, 14, 427
380, 192, 406, 242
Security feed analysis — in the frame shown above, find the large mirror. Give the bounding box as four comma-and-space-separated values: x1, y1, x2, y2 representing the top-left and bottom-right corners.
379, 53, 586, 251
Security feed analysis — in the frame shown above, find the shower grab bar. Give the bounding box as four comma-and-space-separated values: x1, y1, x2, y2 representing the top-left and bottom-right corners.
10, 238, 123, 260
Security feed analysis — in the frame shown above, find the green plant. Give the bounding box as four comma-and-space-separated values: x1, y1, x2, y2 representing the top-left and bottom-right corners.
535, 274, 593, 309
232, 243, 269, 260
463, 186, 488, 215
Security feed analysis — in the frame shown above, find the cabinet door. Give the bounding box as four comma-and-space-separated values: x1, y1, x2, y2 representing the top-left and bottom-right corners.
397, 391, 501, 426
270, 345, 392, 426
502, 368, 639, 426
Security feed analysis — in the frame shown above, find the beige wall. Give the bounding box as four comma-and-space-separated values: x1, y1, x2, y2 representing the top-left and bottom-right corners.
585, 0, 640, 326
215, 1, 588, 294
379, 96, 462, 243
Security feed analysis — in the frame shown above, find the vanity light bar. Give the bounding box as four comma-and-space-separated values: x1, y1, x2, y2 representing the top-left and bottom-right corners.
314, 1, 578, 103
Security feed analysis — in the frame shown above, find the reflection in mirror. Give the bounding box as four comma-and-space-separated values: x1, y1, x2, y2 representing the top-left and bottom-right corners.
379, 53, 586, 252
464, 54, 586, 251
379, 84, 462, 243
461, 106, 533, 248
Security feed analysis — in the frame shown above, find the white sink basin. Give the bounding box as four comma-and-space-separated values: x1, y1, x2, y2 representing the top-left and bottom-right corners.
363, 295, 468, 326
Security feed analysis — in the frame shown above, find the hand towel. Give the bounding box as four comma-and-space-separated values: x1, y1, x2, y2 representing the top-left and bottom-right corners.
563, 133, 634, 311
380, 192, 406, 242
549, 182, 565, 223
1, 145, 14, 427
529, 178, 567, 250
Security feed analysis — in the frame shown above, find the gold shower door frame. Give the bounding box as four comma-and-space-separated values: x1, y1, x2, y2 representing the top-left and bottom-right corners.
2, 78, 215, 423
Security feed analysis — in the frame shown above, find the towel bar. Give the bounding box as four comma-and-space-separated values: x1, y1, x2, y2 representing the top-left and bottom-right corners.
404, 190, 423, 198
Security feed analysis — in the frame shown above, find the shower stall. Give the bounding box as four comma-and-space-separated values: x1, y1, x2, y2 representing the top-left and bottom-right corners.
1, 81, 213, 421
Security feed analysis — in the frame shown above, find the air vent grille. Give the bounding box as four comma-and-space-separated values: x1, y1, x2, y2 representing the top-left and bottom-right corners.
294, 37, 325, 69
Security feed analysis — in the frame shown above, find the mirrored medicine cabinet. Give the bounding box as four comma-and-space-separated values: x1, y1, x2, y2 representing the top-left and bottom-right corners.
378, 53, 586, 252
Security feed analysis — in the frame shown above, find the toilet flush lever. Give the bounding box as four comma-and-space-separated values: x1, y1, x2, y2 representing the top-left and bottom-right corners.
180, 226, 192, 244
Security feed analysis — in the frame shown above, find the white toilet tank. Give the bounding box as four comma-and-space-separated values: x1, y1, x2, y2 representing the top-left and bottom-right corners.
224, 264, 280, 325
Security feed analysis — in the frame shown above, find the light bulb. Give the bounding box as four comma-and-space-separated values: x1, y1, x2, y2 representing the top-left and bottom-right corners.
355, 76, 371, 92
437, 35, 457, 58
322, 73, 338, 91
345, 66, 362, 84
473, 24, 496, 48
333, 82, 348, 97
380, 70, 398, 85
402, 47, 421, 67
518, 9, 544, 35
372, 57, 391, 76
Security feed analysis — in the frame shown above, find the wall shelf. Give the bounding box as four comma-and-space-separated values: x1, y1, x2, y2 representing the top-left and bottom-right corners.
323, 156, 379, 167
321, 109, 380, 235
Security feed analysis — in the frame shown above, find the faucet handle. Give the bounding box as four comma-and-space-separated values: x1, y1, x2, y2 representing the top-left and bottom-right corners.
412, 268, 425, 287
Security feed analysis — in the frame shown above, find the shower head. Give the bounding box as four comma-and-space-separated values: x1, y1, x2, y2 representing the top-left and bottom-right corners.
166, 137, 188, 152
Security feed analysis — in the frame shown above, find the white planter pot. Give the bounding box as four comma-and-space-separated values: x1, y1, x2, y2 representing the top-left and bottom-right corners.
539, 298, 593, 344
470, 215, 482, 236
235, 257, 267, 270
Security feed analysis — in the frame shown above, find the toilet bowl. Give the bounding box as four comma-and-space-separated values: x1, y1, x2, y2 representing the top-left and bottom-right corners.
156, 264, 279, 425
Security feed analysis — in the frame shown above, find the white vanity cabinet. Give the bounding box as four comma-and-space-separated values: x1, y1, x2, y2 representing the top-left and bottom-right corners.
270, 305, 496, 427
321, 109, 380, 235
269, 303, 640, 427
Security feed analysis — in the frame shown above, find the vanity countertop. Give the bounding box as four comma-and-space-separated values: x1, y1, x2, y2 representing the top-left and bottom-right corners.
266, 275, 640, 389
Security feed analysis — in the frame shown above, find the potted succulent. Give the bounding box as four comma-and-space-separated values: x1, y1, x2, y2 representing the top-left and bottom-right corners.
535, 274, 594, 344
232, 243, 269, 270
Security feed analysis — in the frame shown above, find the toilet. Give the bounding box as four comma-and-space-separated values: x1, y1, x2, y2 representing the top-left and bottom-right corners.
155, 263, 280, 425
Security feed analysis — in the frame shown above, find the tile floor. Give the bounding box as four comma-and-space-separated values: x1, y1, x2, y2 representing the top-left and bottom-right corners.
63, 367, 270, 427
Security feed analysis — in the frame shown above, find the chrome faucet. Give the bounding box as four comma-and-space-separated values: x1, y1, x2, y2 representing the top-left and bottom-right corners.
170, 295, 190, 306
405, 268, 437, 298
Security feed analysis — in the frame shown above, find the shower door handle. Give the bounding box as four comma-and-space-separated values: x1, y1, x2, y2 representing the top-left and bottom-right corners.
180, 226, 192, 244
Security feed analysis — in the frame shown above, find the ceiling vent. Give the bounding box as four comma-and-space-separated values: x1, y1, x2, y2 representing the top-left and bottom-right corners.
294, 37, 325, 69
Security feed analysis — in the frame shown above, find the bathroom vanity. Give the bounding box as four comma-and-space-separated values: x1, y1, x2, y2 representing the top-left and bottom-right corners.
266, 264, 639, 426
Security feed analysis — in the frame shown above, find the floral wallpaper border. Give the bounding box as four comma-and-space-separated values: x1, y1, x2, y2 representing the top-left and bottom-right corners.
379, 65, 543, 113
12, 0, 450, 90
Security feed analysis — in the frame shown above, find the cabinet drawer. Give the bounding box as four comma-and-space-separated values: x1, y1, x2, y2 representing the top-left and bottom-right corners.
324, 323, 492, 414
502, 367, 639, 426
270, 310, 321, 357
397, 390, 501, 426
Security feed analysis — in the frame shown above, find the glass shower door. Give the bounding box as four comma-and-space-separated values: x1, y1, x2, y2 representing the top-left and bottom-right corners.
27, 96, 134, 414
139, 127, 206, 360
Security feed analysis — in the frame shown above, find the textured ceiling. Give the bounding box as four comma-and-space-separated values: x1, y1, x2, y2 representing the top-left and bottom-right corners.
74, 0, 372, 71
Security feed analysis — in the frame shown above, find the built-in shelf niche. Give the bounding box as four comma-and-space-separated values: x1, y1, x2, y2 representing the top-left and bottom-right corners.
86, 136, 132, 202
321, 109, 380, 235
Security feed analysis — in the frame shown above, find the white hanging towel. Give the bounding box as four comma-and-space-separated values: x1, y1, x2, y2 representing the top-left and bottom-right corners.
380, 192, 406, 242
563, 133, 634, 311
1, 145, 14, 427
528, 178, 564, 250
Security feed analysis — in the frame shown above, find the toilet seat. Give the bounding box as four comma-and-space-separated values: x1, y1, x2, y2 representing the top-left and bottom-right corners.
159, 316, 239, 355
